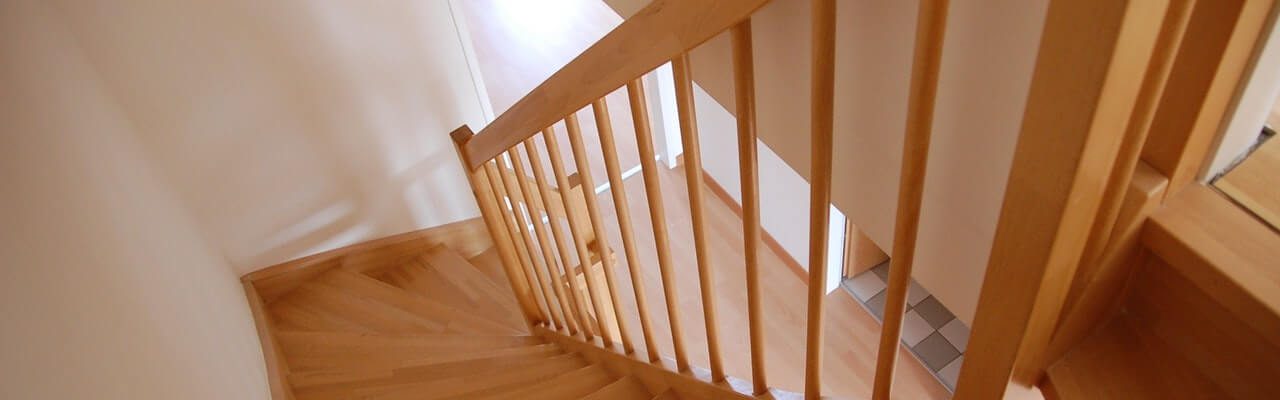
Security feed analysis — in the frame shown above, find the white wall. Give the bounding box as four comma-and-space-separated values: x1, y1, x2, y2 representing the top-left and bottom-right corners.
47, 0, 490, 275
1, 0, 489, 397
0, 2, 267, 398
1208, 14, 1280, 178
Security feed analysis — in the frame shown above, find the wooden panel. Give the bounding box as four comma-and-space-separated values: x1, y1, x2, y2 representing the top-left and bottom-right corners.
954, 0, 1169, 397
1126, 257, 1280, 400
843, 222, 887, 277
1141, 0, 1275, 195
1215, 138, 1280, 229
464, 0, 771, 168
1142, 184, 1280, 349
805, 0, 837, 398
871, 1, 947, 398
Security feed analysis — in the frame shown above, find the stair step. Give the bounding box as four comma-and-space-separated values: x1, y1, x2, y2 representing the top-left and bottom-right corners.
378, 246, 524, 329
580, 375, 653, 400
1046, 317, 1225, 399
460, 364, 615, 400
315, 268, 521, 335
269, 299, 376, 333
467, 247, 511, 288
348, 352, 590, 400
274, 282, 444, 334
651, 389, 681, 400
292, 352, 580, 400
287, 341, 563, 378
276, 331, 542, 358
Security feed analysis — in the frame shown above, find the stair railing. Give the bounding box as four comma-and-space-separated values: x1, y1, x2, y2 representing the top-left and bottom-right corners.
447, 0, 947, 398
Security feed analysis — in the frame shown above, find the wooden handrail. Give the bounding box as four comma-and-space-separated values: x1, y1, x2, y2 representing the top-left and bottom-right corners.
871, 1, 949, 398
462, 0, 772, 170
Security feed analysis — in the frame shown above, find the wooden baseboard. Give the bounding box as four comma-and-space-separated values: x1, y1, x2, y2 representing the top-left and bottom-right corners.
697, 170, 808, 282
240, 217, 491, 302
243, 281, 296, 400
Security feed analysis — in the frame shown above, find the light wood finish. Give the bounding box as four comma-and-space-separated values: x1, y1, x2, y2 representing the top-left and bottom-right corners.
580, 375, 652, 400
449, 128, 542, 328
663, 53, 699, 375
843, 222, 887, 278
526, 135, 595, 339
511, 146, 576, 333
1065, 0, 1195, 318
244, 281, 297, 400
1046, 163, 1168, 364
1143, 184, 1280, 349
699, 168, 809, 282
804, 1, 836, 398
377, 247, 526, 331
489, 159, 554, 325
567, 112, 632, 350
463, 0, 773, 168
870, 2, 947, 399
611, 82, 662, 362
546, 116, 609, 339
729, 20, 768, 396
955, 0, 1170, 397
1216, 138, 1280, 229
1141, 0, 1277, 196
242, 217, 494, 303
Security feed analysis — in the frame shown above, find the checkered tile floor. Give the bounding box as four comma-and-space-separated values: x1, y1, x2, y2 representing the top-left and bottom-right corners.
841, 261, 969, 391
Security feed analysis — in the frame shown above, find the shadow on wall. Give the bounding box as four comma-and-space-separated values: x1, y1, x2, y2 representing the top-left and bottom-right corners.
49, 0, 488, 274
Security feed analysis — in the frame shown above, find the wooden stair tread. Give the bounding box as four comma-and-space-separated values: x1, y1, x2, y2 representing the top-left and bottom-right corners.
293, 353, 582, 400
650, 390, 681, 400
276, 330, 541, 356
467, 247, 511, 288
1045, 317, 1227, 399
343, 353, 590, 400
460, 364, 615, 400
287, 343, 566, 389
287, 341, 563, 376
314, 268, 521, 335
377, 246, 525, 329
580, 375, 653, 400
274, 282, 444, 334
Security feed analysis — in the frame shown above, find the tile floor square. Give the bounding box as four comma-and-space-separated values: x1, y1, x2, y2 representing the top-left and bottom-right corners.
900, 309, 934, 347
846, 271, 887, 301
939, 355, 963, 390
913, 295, 956, 329
939, 318, 971, 352
866, 290, 887, 321
907, 280, 929, 307
913, 331, 961, 371
871, 261, 891, 281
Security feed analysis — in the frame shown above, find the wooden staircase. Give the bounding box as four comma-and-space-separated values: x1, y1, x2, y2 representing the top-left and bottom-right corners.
244, 228, 681, 400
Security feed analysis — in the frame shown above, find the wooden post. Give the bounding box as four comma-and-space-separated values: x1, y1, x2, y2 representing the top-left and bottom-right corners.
804, 0, 837, 398
731, 19, 768, 395
954, 0, 1169, 397
670, 53, 709, 376
525, 133, 594, 339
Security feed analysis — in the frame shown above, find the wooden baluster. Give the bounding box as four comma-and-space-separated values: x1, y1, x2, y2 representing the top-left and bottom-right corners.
578, 100, 636, 355
730, 20, 768, 395
484, 161, 550, 325
611, 85, 662, 362
525, 132, 596, 339
450, 128, 541, 328
494, 151, 565, 330
871, 1, 948, 398
669, 53, 705, 376
512, 144, 578, 335
548, 115, 612, 344
806, 0, 837, 398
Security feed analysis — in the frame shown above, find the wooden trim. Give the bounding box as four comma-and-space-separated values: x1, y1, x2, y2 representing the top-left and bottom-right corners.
955, 0, 1169, 397
243, 281, 295, 400
1141, 0, 1277, 197
697, 168, 807, 282
464, 0, 773, 169
1142, 184, 1280, 349
239, 217, 492, 303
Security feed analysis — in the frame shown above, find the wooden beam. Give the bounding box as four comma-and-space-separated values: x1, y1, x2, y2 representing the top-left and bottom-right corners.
954, 0, 1169, 397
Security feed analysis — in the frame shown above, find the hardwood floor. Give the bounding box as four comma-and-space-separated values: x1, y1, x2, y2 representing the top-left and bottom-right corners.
593, 166, 949, 399
459, 1, 948, 397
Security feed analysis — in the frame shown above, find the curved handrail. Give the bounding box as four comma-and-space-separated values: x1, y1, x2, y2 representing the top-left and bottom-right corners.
461, 0, 771, 170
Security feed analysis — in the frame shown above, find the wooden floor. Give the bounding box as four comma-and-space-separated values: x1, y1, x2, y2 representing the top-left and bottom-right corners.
460, 1, 949, 398
1215, 137, 1279, 230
